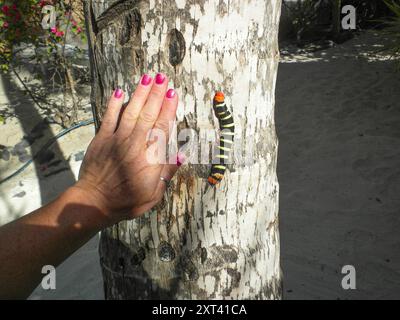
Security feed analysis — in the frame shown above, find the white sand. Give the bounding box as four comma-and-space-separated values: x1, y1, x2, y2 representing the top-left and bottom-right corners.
0, 30, 399, 299
277, 31, 400, 299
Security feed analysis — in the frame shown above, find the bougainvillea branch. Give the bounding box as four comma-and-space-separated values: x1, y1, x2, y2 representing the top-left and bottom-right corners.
0, 0, 88, 127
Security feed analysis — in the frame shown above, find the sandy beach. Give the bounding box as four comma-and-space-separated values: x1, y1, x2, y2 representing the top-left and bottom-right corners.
0, 30, 399, 299
277, 31, 400, 299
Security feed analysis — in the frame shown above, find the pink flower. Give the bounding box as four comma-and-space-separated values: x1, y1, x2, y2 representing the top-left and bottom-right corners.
3, 21, 9, 28
71, 20, 77, 26
2, 5, 9, 14
76, 27, 82, 33
11, 4, 17, 10
50, 26, 57, 33
56, 31, 64, 37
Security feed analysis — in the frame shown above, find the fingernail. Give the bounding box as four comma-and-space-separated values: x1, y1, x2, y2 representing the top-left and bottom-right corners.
155, 73, 165, 85
141, 74, 152, 86
166, 89, 176, 99
177, 153, 185, 167
114, 88, 123, 99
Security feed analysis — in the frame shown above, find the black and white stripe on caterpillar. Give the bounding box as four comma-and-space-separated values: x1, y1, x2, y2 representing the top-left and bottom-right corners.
208, 91, 235, 186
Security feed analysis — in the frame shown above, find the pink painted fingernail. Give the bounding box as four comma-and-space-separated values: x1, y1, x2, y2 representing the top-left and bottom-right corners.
177, 153, 185, 167
166, 89, 176, 99
114, 88, 123, 98
141, 74, 152, 86
155, 73, 165, 85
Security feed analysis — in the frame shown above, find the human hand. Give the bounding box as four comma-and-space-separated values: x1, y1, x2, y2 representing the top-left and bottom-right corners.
74, 73, 183, 224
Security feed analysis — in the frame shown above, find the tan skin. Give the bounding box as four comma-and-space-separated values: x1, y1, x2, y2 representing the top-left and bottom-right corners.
0, 73, 182, 299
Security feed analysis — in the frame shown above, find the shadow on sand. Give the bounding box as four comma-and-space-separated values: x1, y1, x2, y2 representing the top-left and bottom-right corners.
276, 32, 400, 299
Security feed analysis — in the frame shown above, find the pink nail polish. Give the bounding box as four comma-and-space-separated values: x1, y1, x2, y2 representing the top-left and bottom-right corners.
155, 73, 165, 85
166, 89, 176, 99
141, 74, 152, 86
114, 88, 123, 98
177, 153, 185, 167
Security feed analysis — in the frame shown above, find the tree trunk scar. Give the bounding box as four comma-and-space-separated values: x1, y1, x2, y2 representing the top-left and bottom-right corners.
95, 0, 140, 33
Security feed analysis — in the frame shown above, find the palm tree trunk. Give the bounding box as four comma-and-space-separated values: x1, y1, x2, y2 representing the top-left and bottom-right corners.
84, 0, 282, 299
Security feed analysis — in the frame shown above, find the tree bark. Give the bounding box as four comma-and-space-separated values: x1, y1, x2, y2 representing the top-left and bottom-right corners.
84, 0, 282, 299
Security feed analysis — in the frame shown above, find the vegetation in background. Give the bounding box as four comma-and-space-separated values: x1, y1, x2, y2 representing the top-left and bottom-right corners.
381, 0, 400, 63
0, 0, 88, 127
283, 0, 390, 45
283, 0, 322, 43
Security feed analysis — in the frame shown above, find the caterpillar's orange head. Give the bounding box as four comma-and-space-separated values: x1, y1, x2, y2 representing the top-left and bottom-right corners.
214, 91, 225, 103
208, 176, 219, 186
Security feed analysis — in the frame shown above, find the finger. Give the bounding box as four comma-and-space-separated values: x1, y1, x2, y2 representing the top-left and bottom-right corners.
152, 88, 178, 141
98, 88, 125, 138
158, 152, 185, 190
157, 165, 178, 194
132, 73, 168, 143
116, 74, 153, 138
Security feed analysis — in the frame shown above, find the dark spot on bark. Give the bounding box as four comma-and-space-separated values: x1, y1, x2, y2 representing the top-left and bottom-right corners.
180, 255, 199, 281
96, 0, 139, 32
168, 29, 186, 67
200, 247, 207, 264
223, 268, 241, 295
181, 232, 187, 246
131, 247, 146, 265
219, 210, 225, 215
227, 268, 241, 287
158, 241, 176, 262
206, 245, 239, 268
118, 257, 125, 269
217, 0, 228, 17
119, 9, 141, 46
206, 210, 214, 217
13, 191, 26, 198
218, 245, 238, 263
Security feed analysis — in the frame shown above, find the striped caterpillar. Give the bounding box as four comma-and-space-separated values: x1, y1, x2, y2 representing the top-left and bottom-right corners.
207, 91, 235, 186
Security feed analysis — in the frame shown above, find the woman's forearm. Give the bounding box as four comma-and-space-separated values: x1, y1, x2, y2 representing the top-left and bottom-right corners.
0, 185, 112, 299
